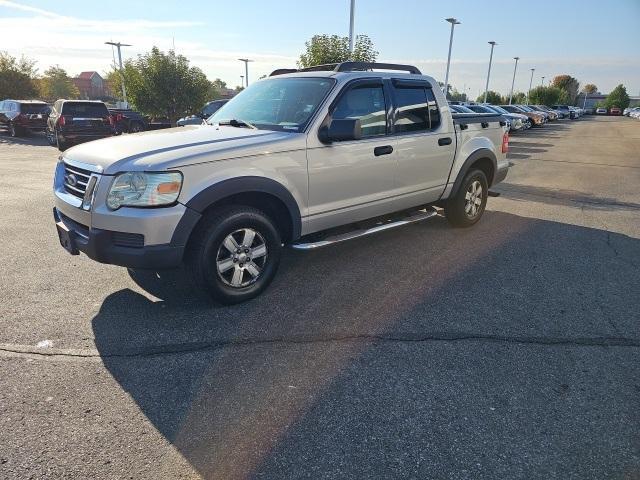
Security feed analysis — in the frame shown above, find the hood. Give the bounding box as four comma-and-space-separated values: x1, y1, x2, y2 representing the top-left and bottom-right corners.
63, 125, 304, 175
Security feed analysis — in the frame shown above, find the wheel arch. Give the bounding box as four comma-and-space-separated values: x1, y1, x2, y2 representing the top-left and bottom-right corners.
172, 176, 302, 247
450, 148, 497, 197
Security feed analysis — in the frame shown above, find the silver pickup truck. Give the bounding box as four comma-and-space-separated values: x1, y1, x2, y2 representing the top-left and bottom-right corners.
53, 62, 509, 304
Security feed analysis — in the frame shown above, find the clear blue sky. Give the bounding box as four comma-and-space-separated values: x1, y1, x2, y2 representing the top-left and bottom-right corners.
2, 0, 639, 97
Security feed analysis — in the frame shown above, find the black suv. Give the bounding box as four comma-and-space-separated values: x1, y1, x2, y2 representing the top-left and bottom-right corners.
176, 99, 229, 126
46, 100, 114, 151
0, 99, 50, 137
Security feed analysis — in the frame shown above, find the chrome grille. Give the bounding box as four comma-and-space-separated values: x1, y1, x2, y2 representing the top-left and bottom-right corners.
63, 163, 93, 199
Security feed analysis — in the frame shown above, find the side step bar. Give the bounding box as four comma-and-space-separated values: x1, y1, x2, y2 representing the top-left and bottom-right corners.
291, 207, 438, 250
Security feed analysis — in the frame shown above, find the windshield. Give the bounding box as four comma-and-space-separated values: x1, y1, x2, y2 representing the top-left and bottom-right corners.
208, 77, 336, 132
518, 105, 533, 112
451, 105, 475, 113
487, 105, 509, 114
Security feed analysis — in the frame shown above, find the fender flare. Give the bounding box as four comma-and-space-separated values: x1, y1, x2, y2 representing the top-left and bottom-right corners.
171, 176, 302, 246
450, 148, 498, 197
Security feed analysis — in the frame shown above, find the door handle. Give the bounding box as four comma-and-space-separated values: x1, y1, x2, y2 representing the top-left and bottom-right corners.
438, 137, 452, 146
374, 145, 393, 156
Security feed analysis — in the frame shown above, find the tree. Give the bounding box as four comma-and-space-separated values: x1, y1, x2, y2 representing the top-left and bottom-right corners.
123, 47, 211, 124
38, 65, 79, 101
528, 86, 565, 106
582, 83, 598, 94
476, 90, 503, 104
551, 75, 580, 104
0, 51, 38, 99
448, 88, 467, 103
298, 34, 378, 68
511, 92, 527, 104
207, 78, 228, 100
604, 84, 630, 110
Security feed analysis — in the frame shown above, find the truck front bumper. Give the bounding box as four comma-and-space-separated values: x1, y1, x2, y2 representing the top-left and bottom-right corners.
54, 207, 185, 269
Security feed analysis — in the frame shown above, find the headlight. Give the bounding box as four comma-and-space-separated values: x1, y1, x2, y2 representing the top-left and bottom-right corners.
107, 171, 182, 210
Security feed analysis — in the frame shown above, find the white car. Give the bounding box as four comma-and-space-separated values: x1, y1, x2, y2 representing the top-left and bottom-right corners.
596, 107, 607, 115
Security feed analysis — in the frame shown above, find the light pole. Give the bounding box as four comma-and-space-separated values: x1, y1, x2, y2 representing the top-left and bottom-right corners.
583, 90, 588, 109
238, 58, 253, 87
348, 0, 356, 56
508, 56, 519, 104
443, 17, 460, 100
541, 76, 545, 87
527, 68, 535, 103
483, 41, 497, 104
240, 75, 244, 88
105, 41, 131, 107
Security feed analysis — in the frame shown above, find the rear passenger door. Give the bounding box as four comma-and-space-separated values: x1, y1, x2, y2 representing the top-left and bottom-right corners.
391, 79, 455, 202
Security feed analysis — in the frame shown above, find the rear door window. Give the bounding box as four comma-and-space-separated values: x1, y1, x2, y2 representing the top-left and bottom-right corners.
392, 82, 441, 133
62, 102, 109, 118
21, 104, 49, 114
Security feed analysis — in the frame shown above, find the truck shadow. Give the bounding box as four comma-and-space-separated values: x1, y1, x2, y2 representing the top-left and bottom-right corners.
91, 212, 640, 479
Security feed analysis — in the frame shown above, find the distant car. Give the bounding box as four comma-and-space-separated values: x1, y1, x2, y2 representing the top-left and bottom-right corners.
595, 107, 607, 115
501, 105, 546, 126
465, 104, 524, 132
584, 107, 594, 115
484, 104, 531, 130
609, 107, 622, 116
552, 105, 577, 119
536, 105, 567, 119
625, 107, 640, 117
0, 99, 50, 137
108, 109, 147, 134
528, 105, 558, 121
46, 100, 114, 151
569, 106, 582, 118
177, 99, 229, 126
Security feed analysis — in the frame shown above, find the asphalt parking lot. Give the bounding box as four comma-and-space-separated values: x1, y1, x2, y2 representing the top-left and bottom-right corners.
1, 116, 639, 479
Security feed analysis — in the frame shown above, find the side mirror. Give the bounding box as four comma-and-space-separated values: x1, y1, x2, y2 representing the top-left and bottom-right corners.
320, 118, 362, 143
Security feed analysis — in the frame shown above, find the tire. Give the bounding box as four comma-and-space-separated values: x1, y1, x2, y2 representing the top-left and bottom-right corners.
55, 129, 68, 151
9, 122, 19, 137
46, 127, 56, 146
129, 121, 143, 133
444, 168, 489, 228
186, 205, 282, 304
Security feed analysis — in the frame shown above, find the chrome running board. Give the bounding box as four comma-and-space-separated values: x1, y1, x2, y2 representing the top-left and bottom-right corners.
291, 207, 438, 250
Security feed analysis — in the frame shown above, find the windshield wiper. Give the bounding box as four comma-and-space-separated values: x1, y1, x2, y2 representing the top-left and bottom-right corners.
217, 119, 257, 130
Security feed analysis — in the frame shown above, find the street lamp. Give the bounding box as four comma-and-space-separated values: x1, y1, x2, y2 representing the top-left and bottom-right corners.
483, 41, 497, 104
443, 17, 461, 100
240, 75, 244, 88
238, 58, 253, 87
527, 68, 535, 103
105, 41, 131, 107
508, 57, 519, 105
348, 0, 356, 56
541, 76, 545, 87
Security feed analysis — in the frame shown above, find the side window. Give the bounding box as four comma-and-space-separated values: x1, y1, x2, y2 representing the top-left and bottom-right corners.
426, 88, 441, 130
395, 87, 429, 133
393, 85, 441, 133
332, 84, 386, 137
10, 102, 17, 112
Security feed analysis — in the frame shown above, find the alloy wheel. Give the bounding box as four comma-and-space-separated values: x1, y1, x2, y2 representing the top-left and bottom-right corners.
464, 180, 483, 218
216, 228, 268, 288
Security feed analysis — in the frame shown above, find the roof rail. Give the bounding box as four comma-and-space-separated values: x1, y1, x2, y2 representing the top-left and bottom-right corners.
269, 61, 422, 77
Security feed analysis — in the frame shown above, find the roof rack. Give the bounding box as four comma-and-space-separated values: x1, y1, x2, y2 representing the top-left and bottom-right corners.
269, 61, 422, 77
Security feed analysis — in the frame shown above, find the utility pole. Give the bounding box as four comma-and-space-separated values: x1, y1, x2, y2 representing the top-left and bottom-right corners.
508, 57, 519, 104
105, 41, 131, 107
348, 0, 356, 56
527, 68, 535, 103
443, 18, 461, 100
583, 90, 588, 109
238, 59, 253, 87
483, 41, 497, 104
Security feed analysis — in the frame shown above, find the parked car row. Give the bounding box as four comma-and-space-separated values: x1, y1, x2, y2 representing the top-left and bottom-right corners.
449, 102, 584, 134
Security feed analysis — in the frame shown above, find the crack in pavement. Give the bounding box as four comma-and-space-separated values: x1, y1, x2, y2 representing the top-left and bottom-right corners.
1, 333, 639, 360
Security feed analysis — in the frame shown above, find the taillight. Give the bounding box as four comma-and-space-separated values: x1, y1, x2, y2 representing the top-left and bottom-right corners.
57, 116, 66, 127
15, 113, 27, 124
106, 115, 114, 126
501, 132, 509, 154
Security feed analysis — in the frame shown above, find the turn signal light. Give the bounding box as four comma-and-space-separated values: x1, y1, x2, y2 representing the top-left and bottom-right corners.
157, 181, 181, 194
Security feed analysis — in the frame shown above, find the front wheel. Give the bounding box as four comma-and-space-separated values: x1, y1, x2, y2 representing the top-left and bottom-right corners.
444, 169, 489, 228
186, 206, 282, 304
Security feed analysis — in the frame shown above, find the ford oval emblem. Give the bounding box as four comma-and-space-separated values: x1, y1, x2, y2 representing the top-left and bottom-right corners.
65, 173, 78, 187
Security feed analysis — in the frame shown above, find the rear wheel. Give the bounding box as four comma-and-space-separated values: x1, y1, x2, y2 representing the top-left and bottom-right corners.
9, 122, 20, 137
129, 121, 143, 133
55, 129, 68, 151
46, 127, 56, 146
186, 205, 282, 304
444, 168, 489, 228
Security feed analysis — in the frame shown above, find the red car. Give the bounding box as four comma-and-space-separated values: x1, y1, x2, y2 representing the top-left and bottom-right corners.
609, 107, 622, 116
